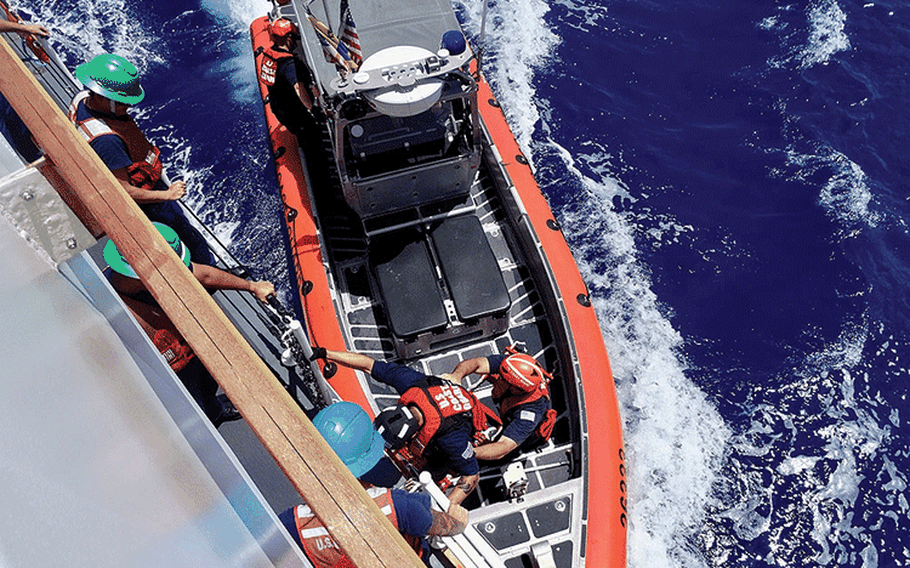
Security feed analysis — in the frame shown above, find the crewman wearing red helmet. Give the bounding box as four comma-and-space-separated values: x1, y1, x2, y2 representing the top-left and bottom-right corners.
447, 348, 556, 461
258, 18, 320, 140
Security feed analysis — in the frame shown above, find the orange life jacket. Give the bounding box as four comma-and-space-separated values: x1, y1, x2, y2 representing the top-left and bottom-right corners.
119, 294, 194, 372
292, 487, 421, 568
492, 379, 557, 441
68, 90, 163, 190
258, 45, 294, 88
399, 377, 499, 456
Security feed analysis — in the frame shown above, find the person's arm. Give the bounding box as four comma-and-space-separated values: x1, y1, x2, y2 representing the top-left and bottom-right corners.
293, 82, 313, 111
192, 263, 275, 302
111, 169, 186, 203
324, 350, 377, 374
427, 503, 468, 537
0, 20, 50, 37
474, 436, 518, 461
446, 473, 479, 506
448, 357, 491, 384
391, 490, 467, 538
87, 137, 182, 204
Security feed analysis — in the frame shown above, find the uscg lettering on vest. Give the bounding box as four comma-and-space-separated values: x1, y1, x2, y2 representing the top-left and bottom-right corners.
260, 56, 278, 86
314, 536, 338, 552
259, 47, 293, 88
433, 383, 473, 413
294, 487, 406, 568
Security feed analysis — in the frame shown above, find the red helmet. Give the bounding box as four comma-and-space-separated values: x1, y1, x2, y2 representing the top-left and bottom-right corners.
499, 354, 547, 392
270, 18, 298, 39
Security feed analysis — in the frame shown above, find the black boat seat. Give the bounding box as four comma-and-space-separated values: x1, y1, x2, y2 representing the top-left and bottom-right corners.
430, 215, 511, 321
371, 230, 448, 337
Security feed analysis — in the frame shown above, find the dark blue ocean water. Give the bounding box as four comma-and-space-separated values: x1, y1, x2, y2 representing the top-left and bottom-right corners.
21, 0, 910, 566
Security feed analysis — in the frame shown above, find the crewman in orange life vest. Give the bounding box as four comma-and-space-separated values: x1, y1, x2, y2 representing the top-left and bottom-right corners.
277, 401, 469, 566
104, 222, 274, 426
447, 348, 557, 461
68, 53, 215, 266
258, 18, 321, 140
311, 349, 501, 506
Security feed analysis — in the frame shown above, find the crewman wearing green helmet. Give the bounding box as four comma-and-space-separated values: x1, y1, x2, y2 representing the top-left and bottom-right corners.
69, 53, 215, 266
104, 222, 275, 426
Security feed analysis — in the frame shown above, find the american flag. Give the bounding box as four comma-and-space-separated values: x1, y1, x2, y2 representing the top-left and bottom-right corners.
338, 0, 362, 69
305, 7, 354, 72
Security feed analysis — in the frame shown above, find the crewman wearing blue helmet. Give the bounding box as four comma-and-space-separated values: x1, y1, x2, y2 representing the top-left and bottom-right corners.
278, 402, 468, 567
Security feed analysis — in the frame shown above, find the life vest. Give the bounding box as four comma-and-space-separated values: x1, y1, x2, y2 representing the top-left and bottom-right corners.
119, 293, 194, 372
68, 91, 163, 190
292, 487, 421, 568
398, 377, 499, 456
258, 46, 294, 88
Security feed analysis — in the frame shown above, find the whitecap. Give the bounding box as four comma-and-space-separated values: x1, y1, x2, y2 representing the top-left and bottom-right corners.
782, 145, 882, 231
799, 0, 850, 69
20, 0, 165, 69
541, 140, 728, 568
453, 0, 559, 156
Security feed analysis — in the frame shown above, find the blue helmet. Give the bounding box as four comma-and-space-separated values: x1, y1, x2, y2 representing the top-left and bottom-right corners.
313, 402, 386, 478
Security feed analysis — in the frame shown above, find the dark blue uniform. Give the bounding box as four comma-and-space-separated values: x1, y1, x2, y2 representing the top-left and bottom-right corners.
72, 100, 215, 265
372, 361, 480, 477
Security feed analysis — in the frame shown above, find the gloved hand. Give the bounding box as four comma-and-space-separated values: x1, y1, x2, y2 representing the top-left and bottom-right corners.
309, 346, 327, 361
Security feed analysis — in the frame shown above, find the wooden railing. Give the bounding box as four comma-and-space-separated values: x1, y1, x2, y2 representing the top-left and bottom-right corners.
0, 32, 423, 568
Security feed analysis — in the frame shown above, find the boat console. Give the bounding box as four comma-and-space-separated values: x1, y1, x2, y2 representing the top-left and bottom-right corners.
296, 24, 508, 357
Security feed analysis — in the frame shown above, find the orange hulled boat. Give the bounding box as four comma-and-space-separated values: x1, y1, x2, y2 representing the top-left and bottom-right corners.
250, 0, 627, 566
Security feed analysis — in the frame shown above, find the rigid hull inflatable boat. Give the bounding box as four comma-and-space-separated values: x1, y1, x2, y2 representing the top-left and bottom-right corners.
251, 0, 628, 566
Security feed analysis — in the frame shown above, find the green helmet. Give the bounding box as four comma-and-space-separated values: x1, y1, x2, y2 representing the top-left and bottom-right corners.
104, 222, 191, 279
75, 53, 145, 105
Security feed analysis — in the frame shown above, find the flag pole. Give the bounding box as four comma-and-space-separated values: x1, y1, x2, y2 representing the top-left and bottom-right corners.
320, 0, 335, 34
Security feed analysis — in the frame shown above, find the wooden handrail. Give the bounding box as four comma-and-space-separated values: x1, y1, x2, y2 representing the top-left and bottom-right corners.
0, 34, 422, 568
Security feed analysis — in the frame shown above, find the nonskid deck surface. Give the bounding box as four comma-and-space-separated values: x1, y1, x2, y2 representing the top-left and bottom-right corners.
303, 141, 579, 510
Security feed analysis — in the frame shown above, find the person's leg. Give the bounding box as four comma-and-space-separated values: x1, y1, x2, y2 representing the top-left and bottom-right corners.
176, 358, 224, 422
